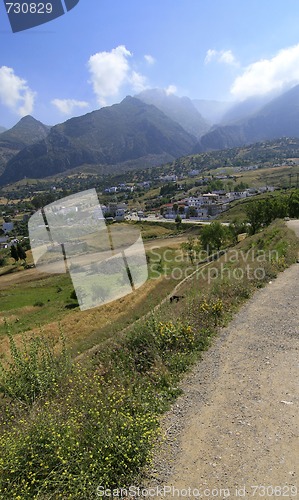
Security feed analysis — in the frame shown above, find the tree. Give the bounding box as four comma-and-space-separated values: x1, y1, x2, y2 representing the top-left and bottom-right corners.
245, 201, 265, 235
17, 243, 27, 262
10, 244, 19, 263
289, 190, 299, 217
234, 182, 249, 192
175, 214, 182, 230
187, 206, 197, 218
199, 221, 229, 254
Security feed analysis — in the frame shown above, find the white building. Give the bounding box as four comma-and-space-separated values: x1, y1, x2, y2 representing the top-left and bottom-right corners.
187, 193, 220, 206
115, 208, 126, 221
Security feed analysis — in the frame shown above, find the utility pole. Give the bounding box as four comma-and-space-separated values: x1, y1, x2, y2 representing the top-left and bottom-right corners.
289, 173, 292, 189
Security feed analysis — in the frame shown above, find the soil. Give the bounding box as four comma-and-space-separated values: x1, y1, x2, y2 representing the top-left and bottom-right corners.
146, 221, 299, 499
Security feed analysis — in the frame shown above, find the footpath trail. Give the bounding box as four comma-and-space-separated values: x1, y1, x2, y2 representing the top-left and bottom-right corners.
148, 222, 299, 499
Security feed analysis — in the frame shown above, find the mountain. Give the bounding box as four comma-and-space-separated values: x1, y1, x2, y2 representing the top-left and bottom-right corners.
0, 97, 197, 186
220, 94, 277, 125
136, 89, 210, 138
196, 84, 299, 152
192, 99, 233, 125
0, 126, 6, 134
0, 116, 50, 175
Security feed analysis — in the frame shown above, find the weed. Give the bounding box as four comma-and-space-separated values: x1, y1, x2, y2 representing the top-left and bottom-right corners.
0, 327, 71, 404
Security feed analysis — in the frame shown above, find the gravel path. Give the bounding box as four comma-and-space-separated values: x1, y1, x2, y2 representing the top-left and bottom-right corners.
146, 224, 299, 499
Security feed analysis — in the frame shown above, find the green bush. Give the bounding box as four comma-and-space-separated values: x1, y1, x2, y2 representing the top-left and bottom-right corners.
33, 300, 44, 307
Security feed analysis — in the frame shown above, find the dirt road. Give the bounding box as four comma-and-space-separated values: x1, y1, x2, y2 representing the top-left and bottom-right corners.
148, 223, 299, 498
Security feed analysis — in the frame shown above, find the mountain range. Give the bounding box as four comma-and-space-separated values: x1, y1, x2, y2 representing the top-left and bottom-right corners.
2, 84, 299, 186
0, 96, 197, 185
196, 85, 299, 152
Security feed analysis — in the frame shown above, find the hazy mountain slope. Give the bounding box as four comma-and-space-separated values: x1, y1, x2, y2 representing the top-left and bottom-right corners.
0, 126, 6, 134
196, 84, 299, 151
0, 97, 197, 185
0, 116, 50, 175
136, 89, 210, 138
220, 94, 277, 125
192, 99, 233, 124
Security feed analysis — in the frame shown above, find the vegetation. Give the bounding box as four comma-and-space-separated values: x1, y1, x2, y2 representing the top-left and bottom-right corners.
245, 189, 299, 234
0, 331, 70, 404
200, 221, 230, 253
0, 220, 297, 498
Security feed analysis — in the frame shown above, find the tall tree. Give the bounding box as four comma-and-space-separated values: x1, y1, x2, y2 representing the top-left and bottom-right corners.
175, 214, 182, 230
245, 201, 265, 235
17, 243, 27, 262
10, 244, 19, 263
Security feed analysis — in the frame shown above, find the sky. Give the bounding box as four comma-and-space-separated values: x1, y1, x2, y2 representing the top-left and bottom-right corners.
2, 0, 299, 127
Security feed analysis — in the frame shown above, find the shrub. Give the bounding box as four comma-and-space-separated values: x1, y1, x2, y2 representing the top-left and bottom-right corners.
33, 301, 44, 307
0, 331, 71, 404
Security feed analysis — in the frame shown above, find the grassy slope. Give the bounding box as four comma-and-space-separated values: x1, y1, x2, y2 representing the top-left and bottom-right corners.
0, 224, 198, 357
0, 220, 298, 498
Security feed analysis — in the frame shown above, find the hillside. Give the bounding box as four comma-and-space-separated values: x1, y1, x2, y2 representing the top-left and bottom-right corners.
219, 94, 275, 125
0, 116, 50, 175
0, 126, 6, 134
196, 84, 299, 152
0, 97, 197, 185
136, 89, 210, 138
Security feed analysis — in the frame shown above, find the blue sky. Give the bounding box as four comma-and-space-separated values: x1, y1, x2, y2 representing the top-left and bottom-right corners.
1, 0, 299, 127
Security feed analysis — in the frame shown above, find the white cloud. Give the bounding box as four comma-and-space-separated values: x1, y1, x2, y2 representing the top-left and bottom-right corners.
231, 44, 299, 100
51, 98, 89, 115
87, 45, 149, 105
165, 85, 177, 95
205, 49, 238, 66
144, 54, 155, 65
88, 45, 132, 105
0, 66, 36, 116
130, 71, 148, 92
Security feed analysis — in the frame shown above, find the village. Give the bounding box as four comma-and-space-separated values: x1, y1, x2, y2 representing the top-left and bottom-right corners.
0, 165, 277, 248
